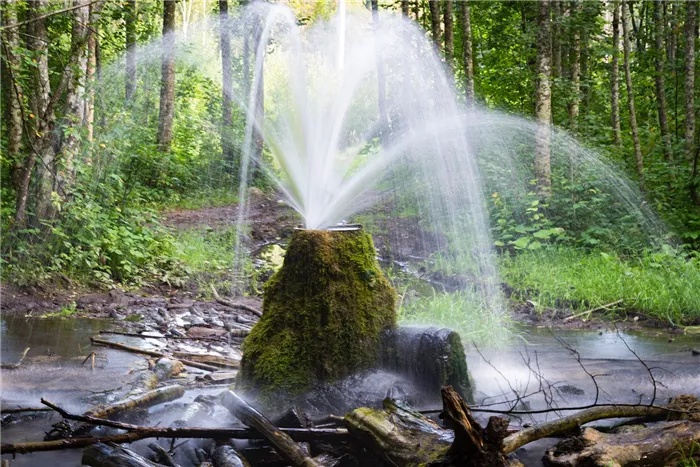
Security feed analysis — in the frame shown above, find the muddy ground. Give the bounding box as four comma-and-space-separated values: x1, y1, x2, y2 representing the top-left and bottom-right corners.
0, 193, 683, 336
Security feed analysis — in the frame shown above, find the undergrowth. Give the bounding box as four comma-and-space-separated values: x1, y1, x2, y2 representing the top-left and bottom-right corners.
498, 246, 700, 325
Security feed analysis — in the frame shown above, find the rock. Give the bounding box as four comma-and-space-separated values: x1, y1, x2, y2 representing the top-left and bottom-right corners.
189, 316, 207, 326
238, 229, 397, 402
204, 371, 238, 384
557, 385, 585, 396
187, 326, 228, 338
379, 326, 473, 403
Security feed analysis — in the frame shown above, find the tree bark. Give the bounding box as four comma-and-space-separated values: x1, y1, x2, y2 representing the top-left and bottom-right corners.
55, 0, 90, 195
1, 0, 27, 226
534, 0, 552, 197
685, 1, 696, 162
443, 0, 454, 71
400, 0, 409, 17
611, 1, 622, 147
654, 0, 672, 162
428, 0, 441, 50
84, 2, 100, 143
622, 1, 645, 191
553, 0, 563, 78
459, 1, 474, 104
567, 0, 582, 133
220, 0, 235, 174
371, 0, 389, 144
157, 0, 177, 153
125, 0, 137, 101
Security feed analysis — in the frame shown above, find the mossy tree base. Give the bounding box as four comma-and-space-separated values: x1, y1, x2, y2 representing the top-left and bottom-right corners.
238, 229, 397, 400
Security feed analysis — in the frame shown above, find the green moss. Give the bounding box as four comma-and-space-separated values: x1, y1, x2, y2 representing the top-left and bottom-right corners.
238, 229, 397, 399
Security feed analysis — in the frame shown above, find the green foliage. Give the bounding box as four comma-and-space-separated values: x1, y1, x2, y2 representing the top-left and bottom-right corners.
3, 186, 179, 287
41, 301, 77, 318
499, 246, 700, 324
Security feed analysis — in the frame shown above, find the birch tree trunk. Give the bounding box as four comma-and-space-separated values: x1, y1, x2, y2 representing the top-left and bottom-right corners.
622, 1, 645, 191
1, 0, 27, 226
611, 1, 622, 147
460, 0, 474, 104
125, 0, 137, 101
534, 0, 552, 198
219, 0, 235, 173
567, 0, 582, 133
685, 1, 696, 162
654, 0, 672, 162
157, 0, 177, 153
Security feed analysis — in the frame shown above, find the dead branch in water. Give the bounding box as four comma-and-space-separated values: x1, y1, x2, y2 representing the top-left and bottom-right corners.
1, 407, 52, 415
90, 337, 219, 372
221, 390, 320, 467
2, 399, 349, 455
210, 285, 263, 318
85, 385, 185, 419
1, 347, 30, 369
99, 330, 226, 342
562, 299, 624, 322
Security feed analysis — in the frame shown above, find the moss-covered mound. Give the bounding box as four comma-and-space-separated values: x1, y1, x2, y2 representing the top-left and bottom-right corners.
238, 229, 397, 399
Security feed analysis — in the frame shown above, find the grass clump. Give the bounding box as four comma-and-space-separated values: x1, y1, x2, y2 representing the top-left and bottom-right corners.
499, 246, 700, 324
398, 287, 510, 345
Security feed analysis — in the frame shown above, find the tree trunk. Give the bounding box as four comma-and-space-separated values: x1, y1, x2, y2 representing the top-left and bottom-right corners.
85, 3, 100, 143
654, 0, 672, 162
400, 0, 409, 17
459, 1, 474, 104
685, 1, 696, 162
611, 1, 622, 147
252, 11, 264, 170
220, 0, 235, 174
59, 0, 90, 188
413, 0, 419, 22
534, 0, 553, 198
553, 0, 563, 78
371, 0, 389, 145
443, 0, 454, 71
125, 0, 137, 101
622, 1, 645, 191
157, 0, 177, 153
1, 1, 27, 226
428, 0, 441, 50
567, 0, 582, 133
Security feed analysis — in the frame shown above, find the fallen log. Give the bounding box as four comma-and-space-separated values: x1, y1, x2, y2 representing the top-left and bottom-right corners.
210, 285, 262, 318
90, 337, 218, 372
544, 420, 700, 467
221, 391, 320, 467
344, 397, 453, 466
1, 347, 30, 369
1, 407, 52, 415
1, 426, 349, 455
212, 444, 251, 467
441, 386, 510, 466
99, 330, 225, 342
502, 404, 676, 454
85, 385, 185, 419
82, 442, 163, 467
172, 352, 240, 369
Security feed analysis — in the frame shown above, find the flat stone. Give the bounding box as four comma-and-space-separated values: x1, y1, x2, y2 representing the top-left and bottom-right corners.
204, 371, 238, 383
187, 326, 227, 338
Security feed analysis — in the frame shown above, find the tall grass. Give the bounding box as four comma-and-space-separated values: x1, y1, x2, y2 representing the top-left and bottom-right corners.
398, 286, 510, 345
499, 247, 700, 324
